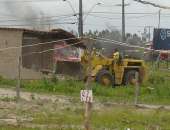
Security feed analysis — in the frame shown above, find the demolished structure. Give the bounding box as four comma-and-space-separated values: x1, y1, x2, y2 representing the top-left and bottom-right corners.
0, 27, 84, 79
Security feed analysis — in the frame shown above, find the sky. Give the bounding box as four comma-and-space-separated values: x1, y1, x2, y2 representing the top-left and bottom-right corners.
1, 0, 170, 36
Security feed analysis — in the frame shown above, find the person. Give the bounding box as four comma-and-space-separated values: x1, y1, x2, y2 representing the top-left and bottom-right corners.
113, 48, 120, 63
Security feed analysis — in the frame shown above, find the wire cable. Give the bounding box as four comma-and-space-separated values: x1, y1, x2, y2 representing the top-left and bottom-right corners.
0, 21, 77, 27
23, 41, 82, 57
0, 13, 76, 23
0, 37, 81, 52
86, 36, 170, 53
0, 0, 62, 3
86, 11, 158, 15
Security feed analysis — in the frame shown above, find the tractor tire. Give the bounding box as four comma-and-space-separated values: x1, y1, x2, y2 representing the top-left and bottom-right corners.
123, 70, 139, 86
96, 69, 115, 87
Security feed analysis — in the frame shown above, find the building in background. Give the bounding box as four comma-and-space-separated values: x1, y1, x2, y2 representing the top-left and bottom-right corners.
0, 27, 83, 79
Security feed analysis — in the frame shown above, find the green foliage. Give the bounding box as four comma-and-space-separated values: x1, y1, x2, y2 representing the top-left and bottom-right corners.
148, 71, 166, 84
0, 76, 16, 86
91, 107, 170, 129
21, 79, 84, 96
3, 107, 170, 130
0, 65, 169, 105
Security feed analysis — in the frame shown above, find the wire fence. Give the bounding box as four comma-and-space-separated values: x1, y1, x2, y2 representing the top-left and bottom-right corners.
0, 36, 169, 106
0, 35, 169, 130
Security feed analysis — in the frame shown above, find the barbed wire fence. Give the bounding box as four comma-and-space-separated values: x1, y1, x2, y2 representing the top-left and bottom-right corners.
0, 36, 169, 105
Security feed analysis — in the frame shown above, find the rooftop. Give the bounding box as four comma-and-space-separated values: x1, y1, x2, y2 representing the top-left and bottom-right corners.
0, 27, 85, 48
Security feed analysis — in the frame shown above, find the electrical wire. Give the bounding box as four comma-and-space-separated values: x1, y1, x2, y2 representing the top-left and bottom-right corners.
86, 14, 121, 20
0, 37, 81, 52
63, 0, 78, 19
22, 37, 170, 58
0, 0, 62, 3
88, 36, 146, 49
0, 13, 76, 23
0, 21, 77, 27
1, 11, 170, 22
87, 14, 156, 20
23, 40, 82, 57
86, 36, 170, 53
87, 11, 158, 15
84, 23, 154, 28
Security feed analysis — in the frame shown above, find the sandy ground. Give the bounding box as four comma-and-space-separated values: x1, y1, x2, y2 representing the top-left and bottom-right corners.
0, 88, 170, 129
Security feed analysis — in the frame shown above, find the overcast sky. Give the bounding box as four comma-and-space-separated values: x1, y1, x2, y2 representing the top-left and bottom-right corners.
1, 0, 170, 35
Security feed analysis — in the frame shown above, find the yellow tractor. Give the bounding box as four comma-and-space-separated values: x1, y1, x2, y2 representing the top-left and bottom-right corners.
81, 49, 146, 86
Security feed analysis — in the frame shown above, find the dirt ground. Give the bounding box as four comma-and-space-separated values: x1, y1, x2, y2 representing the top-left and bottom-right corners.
0, 88, 96, 129
0, 88, 170, 129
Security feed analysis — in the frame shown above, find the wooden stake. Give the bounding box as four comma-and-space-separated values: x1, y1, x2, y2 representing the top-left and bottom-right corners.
16, 56, 21, 102
134, 72, 140, 105
84, 50, 93, 130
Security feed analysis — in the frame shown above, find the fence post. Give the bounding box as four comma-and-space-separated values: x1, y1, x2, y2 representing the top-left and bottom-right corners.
16, 56, 21, 102
134, 72, 140, 105
84, 49, 93, 130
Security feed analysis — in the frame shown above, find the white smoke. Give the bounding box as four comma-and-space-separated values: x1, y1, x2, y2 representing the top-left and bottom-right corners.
3, 1, 49, 30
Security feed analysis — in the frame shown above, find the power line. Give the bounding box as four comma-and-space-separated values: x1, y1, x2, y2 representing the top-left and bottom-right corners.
0, 0, 62, 3
87, 14, 121, 20
23, 41, 82, 57
88, 36, 144, 49
87, 11, 158, 15
87, 36, 170, 53
0, 13, 159, 24
0, 37, 80, 52
0, 21, 77, 27
1, 11, 170, 21
0, 17, 75, 24
63, 0, 78, 19
0, 13, 76, 22
84, 24, 155, 29
86, 14, 156, 21
133, 0, 170, 9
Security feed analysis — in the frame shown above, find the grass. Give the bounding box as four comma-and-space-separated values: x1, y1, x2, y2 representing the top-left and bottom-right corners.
0, 76, 16, 87
0, 127, 39, 130
2, 106, 170, 130
0, 127, 77, 130
0, 96, 17, 102
34, 107, 170, 130
0, 67, 169, 105
0, 67, 170, 130
20, 70, 170, 105
91, 107, 170, 130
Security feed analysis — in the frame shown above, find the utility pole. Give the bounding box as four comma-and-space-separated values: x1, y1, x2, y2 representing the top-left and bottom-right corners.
158, 10, 161, 28
144, 26, 151, 42
148, 26, 151, 42
122, 0, 126, 42
79, 0, 83, 37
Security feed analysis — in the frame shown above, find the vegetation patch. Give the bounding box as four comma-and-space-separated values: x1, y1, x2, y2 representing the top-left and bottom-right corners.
0, 67, 169, 105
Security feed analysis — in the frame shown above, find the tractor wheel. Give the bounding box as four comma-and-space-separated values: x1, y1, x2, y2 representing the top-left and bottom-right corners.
96, 69, 114, 87
123, 70, 139, 86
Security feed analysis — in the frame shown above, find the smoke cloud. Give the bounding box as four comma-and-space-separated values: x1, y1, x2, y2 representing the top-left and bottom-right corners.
134, 0, 170, 9
3, 1, 49, 30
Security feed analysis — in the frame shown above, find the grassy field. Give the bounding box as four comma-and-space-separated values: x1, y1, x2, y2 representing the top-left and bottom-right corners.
0, 105, 170, 130
0, 68, 170, 129
0, 68, 169, 105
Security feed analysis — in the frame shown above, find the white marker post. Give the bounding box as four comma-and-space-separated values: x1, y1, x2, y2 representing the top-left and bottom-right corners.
81, 90, 93, 103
